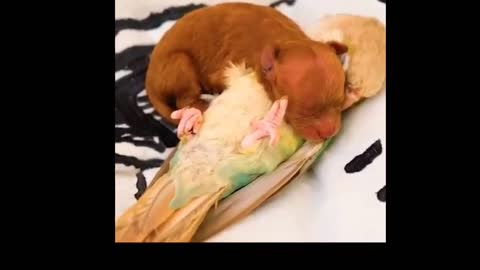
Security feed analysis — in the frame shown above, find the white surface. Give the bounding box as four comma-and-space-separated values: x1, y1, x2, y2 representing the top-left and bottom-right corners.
115, 0, 386, 242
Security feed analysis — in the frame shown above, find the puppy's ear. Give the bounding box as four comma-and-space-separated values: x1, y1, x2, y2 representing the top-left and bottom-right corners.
260, 44, 280, 80
327, 41, 348, 55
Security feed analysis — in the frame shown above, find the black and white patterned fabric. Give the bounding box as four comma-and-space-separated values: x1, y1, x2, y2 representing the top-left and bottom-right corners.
115, 0, 386, 242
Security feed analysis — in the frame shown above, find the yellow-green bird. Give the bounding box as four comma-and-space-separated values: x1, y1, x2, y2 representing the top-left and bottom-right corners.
115, 62, 306, 242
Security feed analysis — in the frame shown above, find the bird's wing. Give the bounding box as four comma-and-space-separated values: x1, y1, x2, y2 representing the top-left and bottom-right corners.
192, 140, 327, 242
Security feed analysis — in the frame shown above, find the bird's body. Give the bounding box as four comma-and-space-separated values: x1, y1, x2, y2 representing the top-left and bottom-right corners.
169, 63, 304, 209
115, 63, 304, 242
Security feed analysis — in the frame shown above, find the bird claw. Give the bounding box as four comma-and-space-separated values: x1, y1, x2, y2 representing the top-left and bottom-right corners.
171, 107, 203, 139
241, 97, 288, 149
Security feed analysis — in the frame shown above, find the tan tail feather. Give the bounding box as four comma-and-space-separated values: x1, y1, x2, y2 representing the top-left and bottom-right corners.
148, 148, 177, 189
193, 141, 324, 242
115, 174, 176, 242
142, 188, 226, 242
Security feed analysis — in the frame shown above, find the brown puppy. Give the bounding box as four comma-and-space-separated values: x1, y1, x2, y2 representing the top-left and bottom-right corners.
146, 2, 348, 142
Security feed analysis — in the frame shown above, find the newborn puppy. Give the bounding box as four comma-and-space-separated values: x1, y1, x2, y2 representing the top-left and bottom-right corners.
306, 14, 386, 109
146, 3, 348, 144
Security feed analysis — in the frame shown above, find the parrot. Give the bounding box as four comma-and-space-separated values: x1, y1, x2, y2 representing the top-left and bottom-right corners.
115, 62, 306, 242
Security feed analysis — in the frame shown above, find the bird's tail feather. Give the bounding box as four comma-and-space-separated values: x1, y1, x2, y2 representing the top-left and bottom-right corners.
115, 169, 226, 242
115, 173, 176, 242
142, 187, 225, 242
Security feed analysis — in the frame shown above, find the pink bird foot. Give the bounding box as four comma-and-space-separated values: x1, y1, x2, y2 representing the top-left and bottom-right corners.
241, 97, 288, 149
171, 107, 203, 139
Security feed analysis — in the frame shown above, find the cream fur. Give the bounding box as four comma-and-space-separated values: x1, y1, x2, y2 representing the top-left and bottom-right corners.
307, 14, 386, 98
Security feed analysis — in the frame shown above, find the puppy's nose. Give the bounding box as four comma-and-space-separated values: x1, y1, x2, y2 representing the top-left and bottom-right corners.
316, 122, 339, 139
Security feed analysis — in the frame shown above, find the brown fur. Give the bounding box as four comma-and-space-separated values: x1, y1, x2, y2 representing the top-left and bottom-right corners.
146, 3, 348, 141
